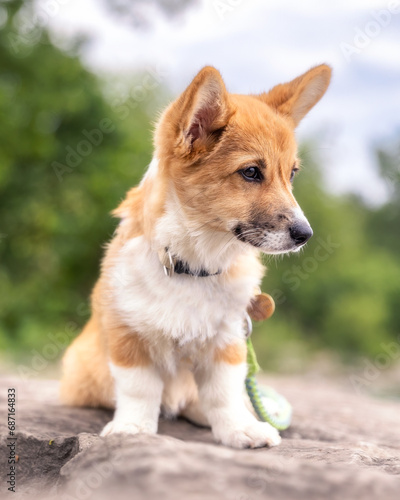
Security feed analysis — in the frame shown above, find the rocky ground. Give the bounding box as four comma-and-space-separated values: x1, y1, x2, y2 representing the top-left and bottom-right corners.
0, 375, 399, 500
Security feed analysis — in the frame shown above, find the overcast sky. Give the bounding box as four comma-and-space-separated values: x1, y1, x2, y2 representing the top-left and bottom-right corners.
39, 0, 400, 204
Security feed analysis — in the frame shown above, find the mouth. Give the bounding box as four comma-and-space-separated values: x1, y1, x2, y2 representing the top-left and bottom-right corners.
233, 224, 263, 248
233, 221, 313, 255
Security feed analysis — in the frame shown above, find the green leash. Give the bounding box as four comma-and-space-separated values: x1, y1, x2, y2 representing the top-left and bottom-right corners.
244, 318, 292, 431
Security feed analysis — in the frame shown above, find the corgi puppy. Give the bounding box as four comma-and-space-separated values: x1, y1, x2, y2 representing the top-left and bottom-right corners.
60, 65, 331, 448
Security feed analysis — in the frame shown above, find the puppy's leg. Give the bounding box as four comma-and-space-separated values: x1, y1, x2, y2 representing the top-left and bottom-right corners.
161, 366, 210, 427
195, 340, 281, 449
181, 399, 210, 427
101, 327, 163, 436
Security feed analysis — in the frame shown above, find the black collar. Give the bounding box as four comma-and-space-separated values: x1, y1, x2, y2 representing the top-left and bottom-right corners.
158, 247, 222, 278
173, 258, 221, 277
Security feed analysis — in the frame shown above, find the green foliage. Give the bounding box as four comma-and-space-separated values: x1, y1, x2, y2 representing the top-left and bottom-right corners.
0, 1, 153, 355
1, 1, 399, 370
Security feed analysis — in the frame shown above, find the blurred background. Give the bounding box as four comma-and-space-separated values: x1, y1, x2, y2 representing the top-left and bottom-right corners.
1, 0, 399, 395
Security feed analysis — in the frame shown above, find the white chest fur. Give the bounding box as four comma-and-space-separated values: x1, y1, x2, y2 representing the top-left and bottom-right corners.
110, 235, 261, 345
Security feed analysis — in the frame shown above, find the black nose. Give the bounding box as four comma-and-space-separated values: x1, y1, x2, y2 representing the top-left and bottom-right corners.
289, 222, 313, 246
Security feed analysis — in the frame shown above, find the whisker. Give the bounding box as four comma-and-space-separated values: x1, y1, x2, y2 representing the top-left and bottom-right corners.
215, 234, 238, 260
237, 229, 260, 237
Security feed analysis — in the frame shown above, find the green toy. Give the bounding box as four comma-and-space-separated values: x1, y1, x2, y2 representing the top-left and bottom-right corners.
244, 301, 292, 431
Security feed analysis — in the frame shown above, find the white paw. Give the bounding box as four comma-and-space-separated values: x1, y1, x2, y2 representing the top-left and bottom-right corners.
100, 420, 154, 437
213, 420, 281, 449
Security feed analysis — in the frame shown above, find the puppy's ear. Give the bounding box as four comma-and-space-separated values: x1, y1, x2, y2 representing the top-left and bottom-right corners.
257, 64, 331, 127
173, 66, 232, 154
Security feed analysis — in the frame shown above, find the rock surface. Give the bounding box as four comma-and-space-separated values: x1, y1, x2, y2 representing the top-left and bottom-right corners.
0, 375, 399, 499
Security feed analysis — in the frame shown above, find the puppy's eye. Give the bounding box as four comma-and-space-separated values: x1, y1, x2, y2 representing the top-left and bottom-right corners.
240, 166, 263, 182
290, 168, 299, 183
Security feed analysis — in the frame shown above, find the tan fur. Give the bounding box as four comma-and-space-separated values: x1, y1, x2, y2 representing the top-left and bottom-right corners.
214, 341, 247, 365
107, 326, 151, 368
162, 367, 198, 416
60, 316, 114, 408
257, 64, 332, 126
112, 173, 167, 240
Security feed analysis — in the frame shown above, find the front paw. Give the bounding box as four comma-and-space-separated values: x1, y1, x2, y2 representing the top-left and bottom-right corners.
100, 420, 155, 437
213, 420, 281, 449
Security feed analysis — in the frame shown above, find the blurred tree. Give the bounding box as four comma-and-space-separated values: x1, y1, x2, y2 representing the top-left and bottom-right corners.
1, 0, 399, 371
0, 0, 154, 355
367, 142, 400, 254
